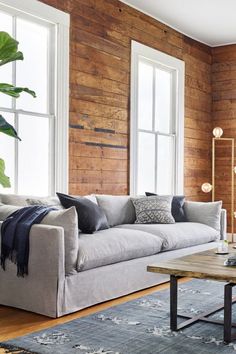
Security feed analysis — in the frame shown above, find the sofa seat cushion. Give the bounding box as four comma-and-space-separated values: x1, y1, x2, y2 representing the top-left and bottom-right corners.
115, 223, 219, 251
77, 228, 163, 271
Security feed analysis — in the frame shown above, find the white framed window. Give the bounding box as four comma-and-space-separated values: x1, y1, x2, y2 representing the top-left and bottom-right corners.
130, 41, 185, 196
0, 0, 70, 196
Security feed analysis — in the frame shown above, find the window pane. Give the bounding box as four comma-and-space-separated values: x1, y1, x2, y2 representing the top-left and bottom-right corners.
138, 61, 153, 130
0, 11, 13, 108
18, 115, 50, 196
0, 112, 15, 193
16, 18, 49, 113
137, 132, 155, 195
157, 135, 174, 194
155, 68, 171, 134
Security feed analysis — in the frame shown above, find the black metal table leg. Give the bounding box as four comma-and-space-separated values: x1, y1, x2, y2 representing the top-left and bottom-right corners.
169, 278, 236, 343
224, 283, 233, 344
170, 275, 178, 331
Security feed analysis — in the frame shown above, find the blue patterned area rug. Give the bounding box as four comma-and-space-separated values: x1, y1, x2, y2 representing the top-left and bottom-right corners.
2, 279, 236, 354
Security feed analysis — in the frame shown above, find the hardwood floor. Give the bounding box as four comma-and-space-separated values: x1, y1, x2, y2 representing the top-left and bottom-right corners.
0, 279, 189, 341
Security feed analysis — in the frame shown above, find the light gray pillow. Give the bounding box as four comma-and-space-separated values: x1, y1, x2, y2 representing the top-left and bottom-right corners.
0, 193, 29, 206
26, 196, 63, 209
184, 201, 222, 232
0, 204, 19, 219
131, 195, 175, 224
96, 195, 136, 227
0, 193, 62, 208
0, 205, 79, 275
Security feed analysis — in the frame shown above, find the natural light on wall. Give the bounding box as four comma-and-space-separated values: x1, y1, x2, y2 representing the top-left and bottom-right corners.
0, 0, 69, 196
130, 41, 185, 196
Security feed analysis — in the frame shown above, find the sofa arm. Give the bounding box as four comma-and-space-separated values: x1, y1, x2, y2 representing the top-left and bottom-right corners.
28, 224, 65, 278
0, 222, 65, 317
220, 209, 227, 240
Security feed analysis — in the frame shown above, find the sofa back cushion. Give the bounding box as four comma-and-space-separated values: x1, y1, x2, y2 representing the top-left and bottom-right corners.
0, 204, 79, 275
95, 195, 136, 227
184, 201, 222, 232
0, 193, 61, 208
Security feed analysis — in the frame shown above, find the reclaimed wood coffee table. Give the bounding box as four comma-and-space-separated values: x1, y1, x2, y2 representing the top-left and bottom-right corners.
147, 245, 236, 344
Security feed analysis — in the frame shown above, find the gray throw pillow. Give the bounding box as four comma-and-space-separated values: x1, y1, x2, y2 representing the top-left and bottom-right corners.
96, 195, 136, 227
26, 197, 63, 209
0, 194, 62, 208
184, 201, 222, 232
0, 204, 19, 219
131, 196, 175, 224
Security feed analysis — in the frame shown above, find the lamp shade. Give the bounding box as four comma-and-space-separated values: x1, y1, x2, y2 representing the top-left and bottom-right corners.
201, 182, 212, 193
213, 127, 223, 138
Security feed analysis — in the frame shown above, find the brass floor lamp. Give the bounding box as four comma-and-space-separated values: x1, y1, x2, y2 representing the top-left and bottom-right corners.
201, 127, 235, 239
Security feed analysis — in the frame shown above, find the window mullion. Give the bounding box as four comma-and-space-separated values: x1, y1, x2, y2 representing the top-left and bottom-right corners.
12, 15, 16, 107
0, 107, 54, 119
171, 72, 177, 194
47, 25, 55, 195
152, 65, 156, 133
172, 134, 176, 194
170, 72, 174, 135
153, 67, 158, 193
155, 132, 158, 194
14, 112, 19, 194
12, 16, 18, 194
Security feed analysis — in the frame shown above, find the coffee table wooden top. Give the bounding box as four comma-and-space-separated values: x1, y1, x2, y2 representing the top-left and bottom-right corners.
147, 245, 236, 283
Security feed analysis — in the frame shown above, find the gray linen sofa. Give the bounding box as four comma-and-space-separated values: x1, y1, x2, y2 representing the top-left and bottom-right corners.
0, 194, 226, 318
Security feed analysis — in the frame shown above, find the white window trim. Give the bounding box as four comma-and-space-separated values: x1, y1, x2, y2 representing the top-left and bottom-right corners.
130, 40, 185, 196
0, 0, 70, 195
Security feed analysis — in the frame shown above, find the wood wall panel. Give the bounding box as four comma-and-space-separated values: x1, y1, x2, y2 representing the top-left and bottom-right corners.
183, 37, 212, 201
40, 0, 212, 199
212, 45, 236, 231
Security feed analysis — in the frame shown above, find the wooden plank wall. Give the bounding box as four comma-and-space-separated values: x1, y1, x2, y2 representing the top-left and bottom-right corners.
40, 0, 212, 200
212, 45, 236, 231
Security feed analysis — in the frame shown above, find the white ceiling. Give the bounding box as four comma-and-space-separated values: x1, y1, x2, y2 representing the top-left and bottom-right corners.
121, 0, 236, 47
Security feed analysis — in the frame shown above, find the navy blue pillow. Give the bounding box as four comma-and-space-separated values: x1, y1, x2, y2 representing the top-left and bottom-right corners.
57, 193, 109, 234
145, 192, 187, 222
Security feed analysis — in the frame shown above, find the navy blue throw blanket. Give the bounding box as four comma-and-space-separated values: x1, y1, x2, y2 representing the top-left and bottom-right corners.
0, 206, 54, 277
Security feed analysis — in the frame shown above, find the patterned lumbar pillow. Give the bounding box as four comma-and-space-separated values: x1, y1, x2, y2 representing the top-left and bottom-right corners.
145, 192, 187, 222
131, 195, 175, 224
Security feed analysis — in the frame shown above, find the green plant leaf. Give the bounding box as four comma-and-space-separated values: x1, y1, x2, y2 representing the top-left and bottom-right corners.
0, 31, 23, 66
0, 114, 21, 140
0, 158, 10, 188
0, 51, 23, 66
0, 83, 36, 98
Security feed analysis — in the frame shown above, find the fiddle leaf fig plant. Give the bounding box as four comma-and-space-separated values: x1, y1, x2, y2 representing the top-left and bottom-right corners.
0, 31, 36, 188
0, 159, 11, 188
0, 114, 21, 140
